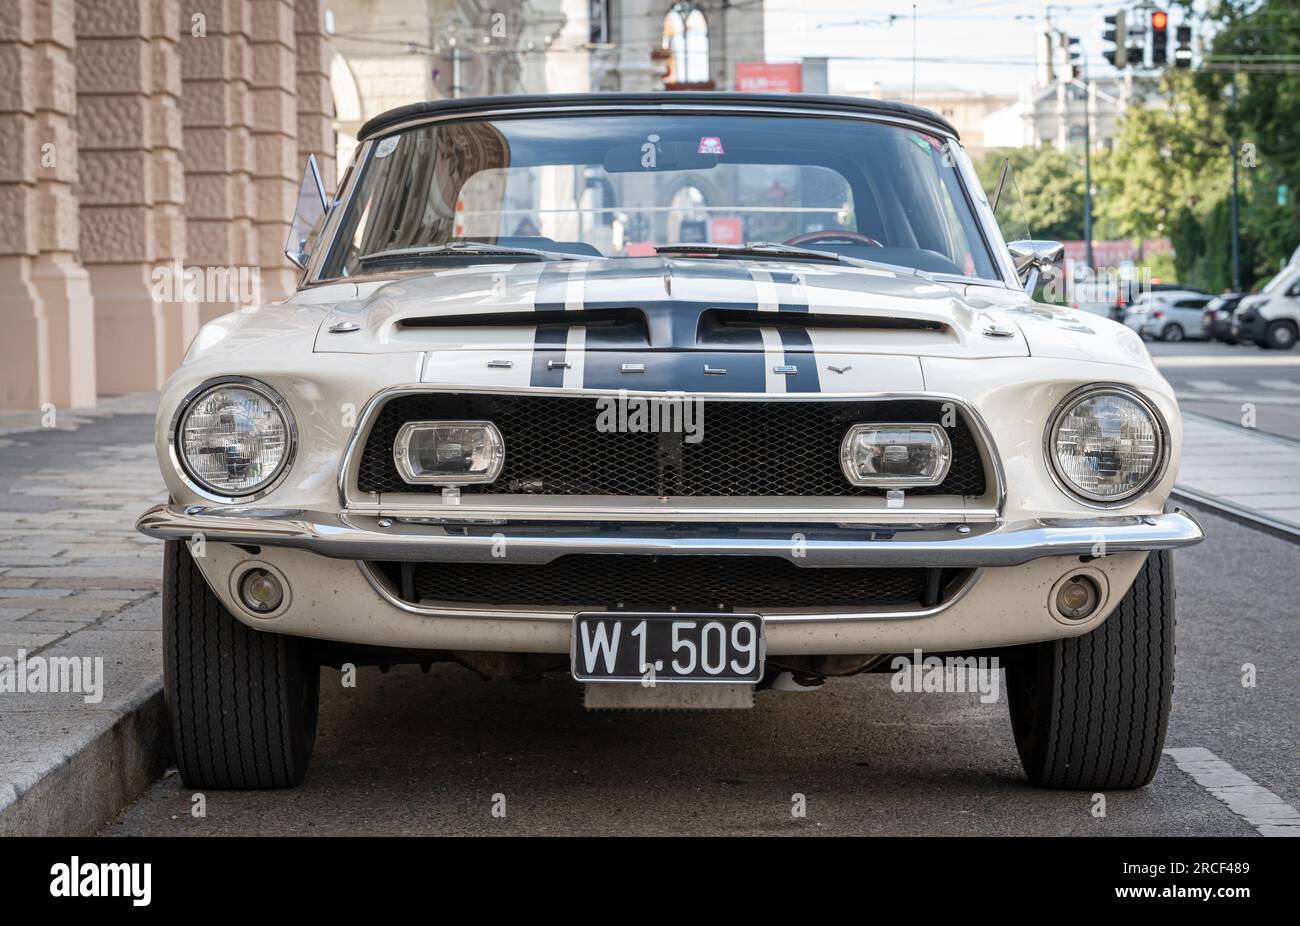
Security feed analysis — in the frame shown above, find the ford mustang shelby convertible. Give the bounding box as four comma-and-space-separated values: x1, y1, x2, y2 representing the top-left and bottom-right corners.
137, 93, 1203, 791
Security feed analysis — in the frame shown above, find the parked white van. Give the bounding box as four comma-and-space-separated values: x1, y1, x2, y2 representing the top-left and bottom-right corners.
1233, 264, 1300, 350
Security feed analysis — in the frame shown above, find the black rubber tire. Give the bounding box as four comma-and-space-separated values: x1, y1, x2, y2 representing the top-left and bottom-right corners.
1006, 551, 1174, 790
1160, 323, 1184, 342
162, 540, 320, 788
1265, 320, 1297, 350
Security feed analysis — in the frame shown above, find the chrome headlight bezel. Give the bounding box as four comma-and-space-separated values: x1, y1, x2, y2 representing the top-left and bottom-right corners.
1045, 384, 1169, 507
168, 376, 298, 503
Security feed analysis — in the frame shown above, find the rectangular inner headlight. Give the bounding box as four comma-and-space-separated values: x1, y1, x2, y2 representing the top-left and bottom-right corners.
839, 424, 952, 487
393, 420, 505, 485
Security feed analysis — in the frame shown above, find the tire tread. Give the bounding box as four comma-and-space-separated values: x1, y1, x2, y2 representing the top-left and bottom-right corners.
162, 541, 317, 789
1010, 551, 1174, 790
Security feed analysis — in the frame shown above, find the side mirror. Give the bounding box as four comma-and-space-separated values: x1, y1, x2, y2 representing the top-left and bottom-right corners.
285, 153, 329, 270
1008, 240, 1064, 294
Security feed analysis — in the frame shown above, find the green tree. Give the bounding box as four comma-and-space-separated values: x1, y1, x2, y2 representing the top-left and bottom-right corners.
1186, 0, 1300, 287
1094, 70, 1230, 247
975, 146, 1086, 241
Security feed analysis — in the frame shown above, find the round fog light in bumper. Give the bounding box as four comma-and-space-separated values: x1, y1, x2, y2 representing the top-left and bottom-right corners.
238, 567, 284, 614
1052, 573, 1104, 622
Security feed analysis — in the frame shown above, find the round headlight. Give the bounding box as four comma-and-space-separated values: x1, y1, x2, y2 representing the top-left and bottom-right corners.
1048, 387, 1165, 503
176, 381, 294, 498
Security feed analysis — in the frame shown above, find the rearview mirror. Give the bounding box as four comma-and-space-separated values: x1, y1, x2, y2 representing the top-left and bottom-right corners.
1008, 240, 1064, 294
602, 141, 720, 173
285, 153, 329, 270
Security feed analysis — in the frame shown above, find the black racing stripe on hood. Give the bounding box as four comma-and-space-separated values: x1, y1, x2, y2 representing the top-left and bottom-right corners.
777, 327, 821, 393
532, 257, 774, 391
531, 263, 578, 386
767, 268, 809, 313
530, 324, 569, 387
534, 263, 573, 312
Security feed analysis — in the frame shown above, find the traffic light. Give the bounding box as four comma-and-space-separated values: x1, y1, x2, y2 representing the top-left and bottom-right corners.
1151, 9, 1169, 67
1175, 24, 1193, 69
1062, 34, 1084, 83
1103, 11, 1127, 68
1126, 14, 1145, 67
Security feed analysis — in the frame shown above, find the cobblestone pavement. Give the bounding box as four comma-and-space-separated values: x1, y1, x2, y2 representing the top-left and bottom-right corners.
0, 395, 167, 827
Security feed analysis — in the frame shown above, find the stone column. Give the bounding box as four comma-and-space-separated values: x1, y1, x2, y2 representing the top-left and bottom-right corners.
294, 0, 334, 188
0, 0, 50, 409
77, 0, 193, 394
32, 0, 97, 408
151, 0, 194, 373
181, 0, 257, 325
250, 0, 297, 301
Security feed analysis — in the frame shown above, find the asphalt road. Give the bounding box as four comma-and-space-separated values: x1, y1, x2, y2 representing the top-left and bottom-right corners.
1147, 340, 1300, 441
105, 503, 1298, 837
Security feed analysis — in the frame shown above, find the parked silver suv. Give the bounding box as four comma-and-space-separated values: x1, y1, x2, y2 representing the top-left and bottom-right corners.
1123, 290, 1213, 342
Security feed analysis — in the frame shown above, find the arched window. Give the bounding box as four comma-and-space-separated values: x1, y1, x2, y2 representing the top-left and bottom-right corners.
663, 4, 710, 86
668, 183, 708, 243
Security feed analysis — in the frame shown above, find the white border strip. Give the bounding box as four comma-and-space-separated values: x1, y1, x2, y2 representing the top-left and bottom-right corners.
1165, 747, 1300, 837
759, 327, 787, 394
563, 326, 586, 389
751, 267, 779, 312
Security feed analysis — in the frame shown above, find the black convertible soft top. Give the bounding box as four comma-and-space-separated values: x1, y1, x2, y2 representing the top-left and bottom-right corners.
356, 92, 960, 143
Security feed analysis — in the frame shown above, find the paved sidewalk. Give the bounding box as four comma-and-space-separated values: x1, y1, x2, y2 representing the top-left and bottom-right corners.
1175, 412, 1300, 533
0, 394, 169, 835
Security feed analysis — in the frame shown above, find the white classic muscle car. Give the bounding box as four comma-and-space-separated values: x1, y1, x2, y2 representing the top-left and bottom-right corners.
137, 93, 1204, 791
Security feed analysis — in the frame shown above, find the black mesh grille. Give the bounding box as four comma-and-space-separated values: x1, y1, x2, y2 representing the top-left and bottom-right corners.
356, 394, 987, 497
373, 556, 971, 610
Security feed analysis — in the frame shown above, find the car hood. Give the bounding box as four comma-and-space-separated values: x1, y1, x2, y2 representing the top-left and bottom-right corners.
309, 258, 1032, 361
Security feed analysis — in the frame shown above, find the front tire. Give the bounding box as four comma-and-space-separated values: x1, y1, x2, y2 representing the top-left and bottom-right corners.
1160, 323, 1184, 342
1006, 551, 1174, 790
162, 541, 320, 788
1265, 320, 1297, 350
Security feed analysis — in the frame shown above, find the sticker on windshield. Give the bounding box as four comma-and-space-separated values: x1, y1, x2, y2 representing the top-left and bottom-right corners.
909, 133, 943, 154
374, 136, 400, 159
697, 136, 724, 155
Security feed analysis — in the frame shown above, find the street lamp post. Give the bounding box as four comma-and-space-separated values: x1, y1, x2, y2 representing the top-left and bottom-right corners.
1230, 75, 1241, 292
1084, 74, 1094, 271
1052, 21, 1094, 270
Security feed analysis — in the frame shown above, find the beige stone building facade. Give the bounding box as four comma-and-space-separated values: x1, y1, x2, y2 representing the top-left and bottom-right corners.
3, 0, 770, 411
0, 0, 336, 410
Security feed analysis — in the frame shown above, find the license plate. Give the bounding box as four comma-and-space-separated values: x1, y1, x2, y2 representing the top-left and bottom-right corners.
571, 613, 765, 684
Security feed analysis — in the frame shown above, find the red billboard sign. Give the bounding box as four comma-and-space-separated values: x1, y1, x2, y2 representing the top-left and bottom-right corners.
736, 63, 802, 94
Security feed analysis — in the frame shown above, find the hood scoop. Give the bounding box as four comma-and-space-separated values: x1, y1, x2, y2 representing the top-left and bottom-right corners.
312, 261, 1028, 358
701, 308, 948, 333
397, 307, 646, 334
391, 303, 953, 352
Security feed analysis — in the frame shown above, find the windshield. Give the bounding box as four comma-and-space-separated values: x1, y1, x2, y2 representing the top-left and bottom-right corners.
319, 113, 1001, 282
1261, 272, 1295, 294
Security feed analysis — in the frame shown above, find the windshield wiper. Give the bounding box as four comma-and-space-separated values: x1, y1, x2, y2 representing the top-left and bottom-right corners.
357, 242, 583, 265
654, 241, 897, 272
655, 242, 836, 260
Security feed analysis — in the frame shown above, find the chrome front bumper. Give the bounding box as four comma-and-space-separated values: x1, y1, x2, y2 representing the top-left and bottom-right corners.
136, 504, 1204, 567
